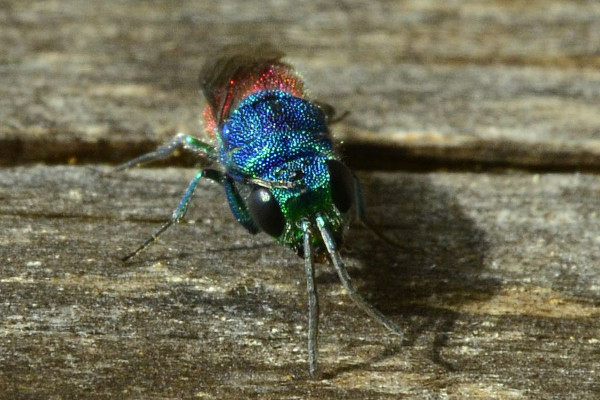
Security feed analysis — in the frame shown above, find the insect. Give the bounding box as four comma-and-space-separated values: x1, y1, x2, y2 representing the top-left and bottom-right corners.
103, 44, 402, 377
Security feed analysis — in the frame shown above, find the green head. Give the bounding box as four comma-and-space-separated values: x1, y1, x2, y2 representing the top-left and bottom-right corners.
247, 158, 357, 256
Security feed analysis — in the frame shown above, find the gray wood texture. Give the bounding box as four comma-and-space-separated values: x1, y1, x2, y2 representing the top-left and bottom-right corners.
1, 1, 600, 169
1, 0, 600, 398
1, 166, 599, 399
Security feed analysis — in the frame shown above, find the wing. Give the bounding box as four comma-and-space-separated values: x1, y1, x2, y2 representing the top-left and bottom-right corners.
199, 43, 284, 112
199, 43, 305, 136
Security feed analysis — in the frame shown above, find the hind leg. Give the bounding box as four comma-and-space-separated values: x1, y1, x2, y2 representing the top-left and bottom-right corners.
101, 133, 217, 175
353, 174, 402, 248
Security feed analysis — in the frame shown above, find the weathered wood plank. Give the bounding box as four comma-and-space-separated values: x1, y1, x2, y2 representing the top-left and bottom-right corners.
1, 166, 598, 398
1, 1, 600, 169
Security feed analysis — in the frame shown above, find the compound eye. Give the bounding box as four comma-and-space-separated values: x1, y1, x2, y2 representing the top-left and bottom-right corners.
248, 187, 286, 237
327, 160, 355, 213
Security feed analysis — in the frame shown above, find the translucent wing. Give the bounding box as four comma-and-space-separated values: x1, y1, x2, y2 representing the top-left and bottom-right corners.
199, 43, 284, 112
199, 43, 305, 136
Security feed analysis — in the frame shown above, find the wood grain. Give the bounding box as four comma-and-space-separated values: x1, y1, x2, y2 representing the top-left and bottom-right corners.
1, 1, 600, 169
1, 166, 598, 398
2, 1, 600, 398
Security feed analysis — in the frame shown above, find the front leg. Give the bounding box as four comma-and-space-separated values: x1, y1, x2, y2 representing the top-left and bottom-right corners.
224, 178, 259, 234
301, 220, 320, 378
121, 168, 224, 261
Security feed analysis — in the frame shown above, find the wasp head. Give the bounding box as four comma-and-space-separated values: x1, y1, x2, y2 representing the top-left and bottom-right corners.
247, 158, 356, 256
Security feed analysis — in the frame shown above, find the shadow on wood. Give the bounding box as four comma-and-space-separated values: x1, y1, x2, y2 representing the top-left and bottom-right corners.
314, 174, 497, 376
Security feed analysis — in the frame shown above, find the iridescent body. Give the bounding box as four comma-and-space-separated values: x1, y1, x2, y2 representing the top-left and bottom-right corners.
221, 90, 343, 251
103, 45, 401, 377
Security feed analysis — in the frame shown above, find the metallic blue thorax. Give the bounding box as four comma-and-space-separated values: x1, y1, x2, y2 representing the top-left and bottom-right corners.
217, 89, 341, 244
219, 90, 333, 172
223, 91, 333, 194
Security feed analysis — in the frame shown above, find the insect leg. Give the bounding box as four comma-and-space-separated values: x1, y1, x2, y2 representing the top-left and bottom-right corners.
227, 170, 299, 190
315, 215, 403, 338
122, 168, 224, 261
226, 167, 305, 190
314, 100, 350, 125
353, 174, 402, 249
301, 220, 319, 377
224, 178, 259, 234
101, 133, 218, 175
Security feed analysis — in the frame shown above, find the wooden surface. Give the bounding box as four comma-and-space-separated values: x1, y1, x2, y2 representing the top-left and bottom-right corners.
1, 0, 600, 399
1, 166, 600, 399
1, 0, 600, 170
